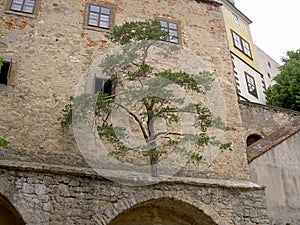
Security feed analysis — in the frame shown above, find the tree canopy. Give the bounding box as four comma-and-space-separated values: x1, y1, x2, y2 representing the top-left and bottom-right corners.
266, 50, 300, 111
60, 19, 231, 178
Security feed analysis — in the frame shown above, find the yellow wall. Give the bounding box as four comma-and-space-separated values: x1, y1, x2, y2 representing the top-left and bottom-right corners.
222, 6, 258, 69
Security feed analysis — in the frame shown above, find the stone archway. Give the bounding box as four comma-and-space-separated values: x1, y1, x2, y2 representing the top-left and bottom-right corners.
0, 194, 25, 225
108, 198, 217, 225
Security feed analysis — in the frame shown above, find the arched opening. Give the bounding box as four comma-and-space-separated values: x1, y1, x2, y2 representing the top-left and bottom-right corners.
0, 194, 25, 225
108, 198, 217, 225
246, 134, 262, 147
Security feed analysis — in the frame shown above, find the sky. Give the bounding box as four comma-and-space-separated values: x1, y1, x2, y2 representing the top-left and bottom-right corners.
234, 0, 300, 64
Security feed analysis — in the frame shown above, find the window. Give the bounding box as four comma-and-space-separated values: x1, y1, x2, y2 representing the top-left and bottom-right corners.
0, 60, 12, 85
231, 30, 252, 58
9, 0, 36, 14
245, 73, 257, 97
159, 20, 179, 44
246, 134, 262, 147
94, 77, 114, 95
87, 4, 112, 30
232, 14, 239, 24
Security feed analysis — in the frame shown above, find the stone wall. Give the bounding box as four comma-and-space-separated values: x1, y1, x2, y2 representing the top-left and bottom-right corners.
248, 119, 300, 224
0, 0, 250, 180
0, 162, 269, 225
239, 101, 300, 144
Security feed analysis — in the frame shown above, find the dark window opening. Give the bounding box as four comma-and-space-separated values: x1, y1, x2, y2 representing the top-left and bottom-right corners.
94, 77, 114, 96
0, 61, 12, 85
247, 134, 262, 147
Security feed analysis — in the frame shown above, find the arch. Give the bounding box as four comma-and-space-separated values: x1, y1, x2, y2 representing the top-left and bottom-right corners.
0, 194, 25, 225
108, 198, 217, 225
246, 133, 262, 147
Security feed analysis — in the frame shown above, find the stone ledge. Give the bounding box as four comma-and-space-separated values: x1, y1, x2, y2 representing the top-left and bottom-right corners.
239, 100, 300, 116
0, 159, 264, 190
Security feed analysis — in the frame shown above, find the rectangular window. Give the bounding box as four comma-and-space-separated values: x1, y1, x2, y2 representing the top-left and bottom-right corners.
0, 60, 12, 85
245, 73, 257, 97
232, 30, 252, 58
159, 20, 179, 44
10, 0, 36, 14
87, 4, 111, 30
94, 77, 113, 95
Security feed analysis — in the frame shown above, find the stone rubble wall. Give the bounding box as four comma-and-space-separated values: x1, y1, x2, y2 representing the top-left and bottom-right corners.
0, 0, 250, 180
0, 163, 269, 225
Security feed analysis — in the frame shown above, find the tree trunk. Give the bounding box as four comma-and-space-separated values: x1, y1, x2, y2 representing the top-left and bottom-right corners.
150, 154, 158, 177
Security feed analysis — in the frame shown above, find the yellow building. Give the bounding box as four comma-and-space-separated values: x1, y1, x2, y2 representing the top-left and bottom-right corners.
220, 0, 268, 104
221, 0, 258, 69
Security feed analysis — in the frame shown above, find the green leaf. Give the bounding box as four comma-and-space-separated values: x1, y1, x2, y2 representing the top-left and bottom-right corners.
0, 138, 8, 148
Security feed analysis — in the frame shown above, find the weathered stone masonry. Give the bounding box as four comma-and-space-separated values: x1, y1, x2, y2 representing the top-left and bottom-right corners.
0, 0, 271, 223
0, 161, 269, 225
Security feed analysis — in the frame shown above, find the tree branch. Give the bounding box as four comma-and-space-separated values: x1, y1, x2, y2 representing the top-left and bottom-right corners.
114, 102, 149, 140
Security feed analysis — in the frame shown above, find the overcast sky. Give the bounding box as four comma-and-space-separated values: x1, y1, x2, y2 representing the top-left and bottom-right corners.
234, 0, 300, 64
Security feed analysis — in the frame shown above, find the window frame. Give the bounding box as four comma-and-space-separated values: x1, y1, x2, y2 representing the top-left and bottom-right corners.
4, 0, 41, 17
231, 30, 252, 59
158, 18, 181, 45
84, 3, 115, 32
245, 72, 258, 98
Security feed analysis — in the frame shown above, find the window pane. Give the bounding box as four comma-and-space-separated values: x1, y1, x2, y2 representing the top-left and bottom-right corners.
12, 0, 24, 4
169, 29, 178, 37
100, 14, 110, 22
160, 21, 168, 28
242, 40, 251, 57
170, 36, 179, 44
88, 19, 99, 26
101, 7, 110, 15
10, 3, 22, 11
169, 22, 178, 30
89, 12, 99, 20
23, 5, 34, 13
24, 0, 35, 6
90, 5, 100, 13
99, 21, 109, 29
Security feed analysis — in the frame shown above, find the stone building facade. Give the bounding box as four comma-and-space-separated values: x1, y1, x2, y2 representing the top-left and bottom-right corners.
0, 0, 274, 224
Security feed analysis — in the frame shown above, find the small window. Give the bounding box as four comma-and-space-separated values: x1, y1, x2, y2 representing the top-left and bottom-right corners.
247, 134, 262, 147
231, 30, 252, 58
87, 4, 112, 30
245, 73, 258, 98
94, 77, 114, 95
9, 0, 36, 14
267, 62, 271, 68
0, 60, 12, 85
232, 14, 239, 24
159, 20, 179, 44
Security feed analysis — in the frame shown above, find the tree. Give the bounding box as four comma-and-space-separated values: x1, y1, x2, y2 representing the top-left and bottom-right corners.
60, 19, 231, 177
266, 50, 300, 111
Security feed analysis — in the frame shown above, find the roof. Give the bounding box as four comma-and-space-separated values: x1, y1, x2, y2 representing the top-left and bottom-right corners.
219, 0, 252, 24
246, 117, 300, 162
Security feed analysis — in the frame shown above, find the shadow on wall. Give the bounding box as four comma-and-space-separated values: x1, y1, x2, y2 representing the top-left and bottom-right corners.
108, 197, 217, 225
0, 194, 25, 225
